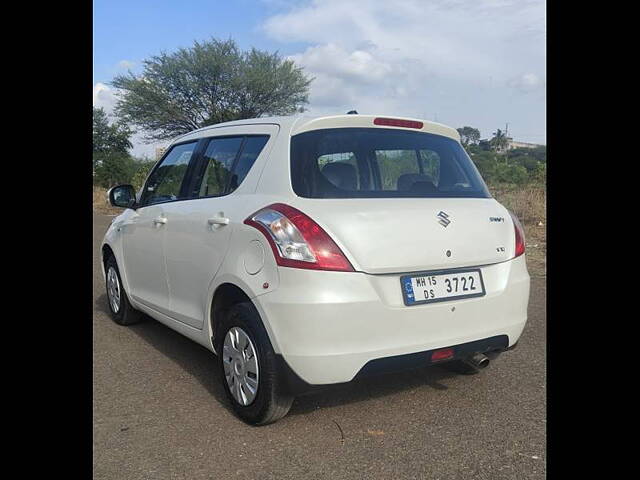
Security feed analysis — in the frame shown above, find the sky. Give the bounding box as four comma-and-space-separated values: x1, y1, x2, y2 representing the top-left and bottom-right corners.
93, 0, 546, 158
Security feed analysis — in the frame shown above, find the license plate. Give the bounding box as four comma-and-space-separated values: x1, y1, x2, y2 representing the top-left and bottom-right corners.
401, 269, 486, 306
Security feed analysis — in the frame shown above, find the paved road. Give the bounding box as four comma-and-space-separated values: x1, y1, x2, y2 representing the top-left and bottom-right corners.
93, 214, 546, 479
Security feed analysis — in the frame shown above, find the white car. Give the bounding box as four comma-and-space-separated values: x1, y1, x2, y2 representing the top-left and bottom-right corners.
102, 114, 530, 425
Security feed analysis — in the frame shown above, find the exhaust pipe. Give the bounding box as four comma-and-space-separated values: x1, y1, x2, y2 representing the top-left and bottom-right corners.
462, 352, 490, 372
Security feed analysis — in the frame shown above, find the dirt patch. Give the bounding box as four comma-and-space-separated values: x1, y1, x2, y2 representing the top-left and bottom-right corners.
93, 187, 123, 216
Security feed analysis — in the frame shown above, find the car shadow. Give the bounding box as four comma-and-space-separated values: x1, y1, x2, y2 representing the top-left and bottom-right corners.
95, 293, 110, 316
95, 293, 235, 415
95, 293, 460, 417
288, 365, 456, 417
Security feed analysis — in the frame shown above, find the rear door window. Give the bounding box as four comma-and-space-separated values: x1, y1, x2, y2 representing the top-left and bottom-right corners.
290, 128, 490, 198
197, 137, 244, 197
193, 135, 269, 198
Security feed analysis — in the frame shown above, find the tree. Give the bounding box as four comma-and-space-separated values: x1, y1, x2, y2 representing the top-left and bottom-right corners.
93, 107, 135, 186
93, 152, 137, 188
456, 126, 481, 147
490, 129, 509, 153
478, 139, 492, 151
130, 159, 156, 191
93, 107, 133, 156
112, 38, 313, 142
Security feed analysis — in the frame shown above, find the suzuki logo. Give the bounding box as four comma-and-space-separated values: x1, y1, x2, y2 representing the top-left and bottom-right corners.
437, 211, 451, 228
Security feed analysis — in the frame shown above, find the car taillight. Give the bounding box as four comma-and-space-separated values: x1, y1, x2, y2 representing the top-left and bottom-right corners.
244, 203, 355, 272
509, 211, 526, 257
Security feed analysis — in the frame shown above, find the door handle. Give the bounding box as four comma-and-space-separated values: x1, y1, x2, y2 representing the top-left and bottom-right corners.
153, 216, 167, 225
208, 216, 230, 226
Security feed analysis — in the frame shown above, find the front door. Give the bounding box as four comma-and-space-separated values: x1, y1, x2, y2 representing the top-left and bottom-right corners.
121, 141, 199, 313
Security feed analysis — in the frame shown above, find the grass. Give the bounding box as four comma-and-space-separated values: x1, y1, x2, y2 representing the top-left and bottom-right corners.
93, 187, 122, 215
93, 182, 547, 276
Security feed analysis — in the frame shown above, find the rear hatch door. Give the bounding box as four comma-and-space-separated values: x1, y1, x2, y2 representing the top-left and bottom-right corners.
294, 197, 514, 274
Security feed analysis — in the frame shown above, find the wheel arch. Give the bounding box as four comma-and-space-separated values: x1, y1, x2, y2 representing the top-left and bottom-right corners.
209, 280, 280, 355
102, 243, 115, 264
100, 240, 133, 300
100, 243, 116, 282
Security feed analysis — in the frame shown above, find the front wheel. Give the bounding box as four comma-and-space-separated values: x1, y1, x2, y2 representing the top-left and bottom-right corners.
104, 255, 142, 326
218, 302, 294, 425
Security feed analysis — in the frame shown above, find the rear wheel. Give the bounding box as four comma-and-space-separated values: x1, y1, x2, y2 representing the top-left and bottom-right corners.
105, 255, 142, 326
218, 302, 294, 425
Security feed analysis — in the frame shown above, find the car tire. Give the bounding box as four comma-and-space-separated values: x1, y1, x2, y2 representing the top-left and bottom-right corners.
104, 254, 143, 326
217, 302, 294, 425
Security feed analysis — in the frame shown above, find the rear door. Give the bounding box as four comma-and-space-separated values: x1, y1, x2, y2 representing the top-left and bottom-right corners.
289, 127, 514, 274
161, 125, 277, 329
121, 141, 200, 313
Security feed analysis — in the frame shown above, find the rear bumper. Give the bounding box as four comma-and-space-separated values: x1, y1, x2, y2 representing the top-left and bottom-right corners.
257, 255, 530, 386
275, 335, 511, 395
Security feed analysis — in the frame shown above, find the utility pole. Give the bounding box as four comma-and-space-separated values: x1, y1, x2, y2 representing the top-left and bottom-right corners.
504, 122, 510, 162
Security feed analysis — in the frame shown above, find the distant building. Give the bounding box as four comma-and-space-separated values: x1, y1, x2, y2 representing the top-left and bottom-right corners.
506, 139, 544, 150
155, 147, 167, 161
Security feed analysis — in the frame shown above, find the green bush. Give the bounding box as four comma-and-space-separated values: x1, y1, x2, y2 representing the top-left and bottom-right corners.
495, 163, 529, 184
532, 162, 546, 183
93, 152, 137, 188
131, 160, 156, 191
469, 146, 546, 186
469, 151, 500, 183
510, 155, 539, 172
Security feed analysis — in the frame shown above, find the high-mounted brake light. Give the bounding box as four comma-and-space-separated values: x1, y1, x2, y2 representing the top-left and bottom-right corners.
509, 211, 526, 257
373, 117, 424, 129
244, 203, 355, 272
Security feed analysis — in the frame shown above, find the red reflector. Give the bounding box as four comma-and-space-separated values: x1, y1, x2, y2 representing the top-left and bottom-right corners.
374, 117, 424, 129
431, 348, 454, 362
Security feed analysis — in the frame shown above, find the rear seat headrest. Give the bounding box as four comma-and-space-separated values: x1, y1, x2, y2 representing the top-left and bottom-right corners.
322, 162, 357, 190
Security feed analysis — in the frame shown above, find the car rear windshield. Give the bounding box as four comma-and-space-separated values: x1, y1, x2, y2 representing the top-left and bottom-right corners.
290, 128, 491, 198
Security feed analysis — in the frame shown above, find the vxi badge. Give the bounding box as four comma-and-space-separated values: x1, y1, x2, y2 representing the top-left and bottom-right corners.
437, 211, 451, 227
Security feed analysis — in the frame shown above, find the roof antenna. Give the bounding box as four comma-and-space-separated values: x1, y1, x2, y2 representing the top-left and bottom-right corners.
346, 110, 358, 114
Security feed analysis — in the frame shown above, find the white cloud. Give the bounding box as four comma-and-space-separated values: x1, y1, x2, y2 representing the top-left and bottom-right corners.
290, 44, 392, 84
93, 82, 118, 114
116, 59, 136, 70
263, 0, 546, 142
264, 0, 545, 78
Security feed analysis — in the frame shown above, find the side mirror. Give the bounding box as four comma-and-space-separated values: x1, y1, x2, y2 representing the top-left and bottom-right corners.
108, 184, 137, 209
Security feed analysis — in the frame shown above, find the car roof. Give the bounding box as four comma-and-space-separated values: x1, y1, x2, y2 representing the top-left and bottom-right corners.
170, 114, 460, 146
